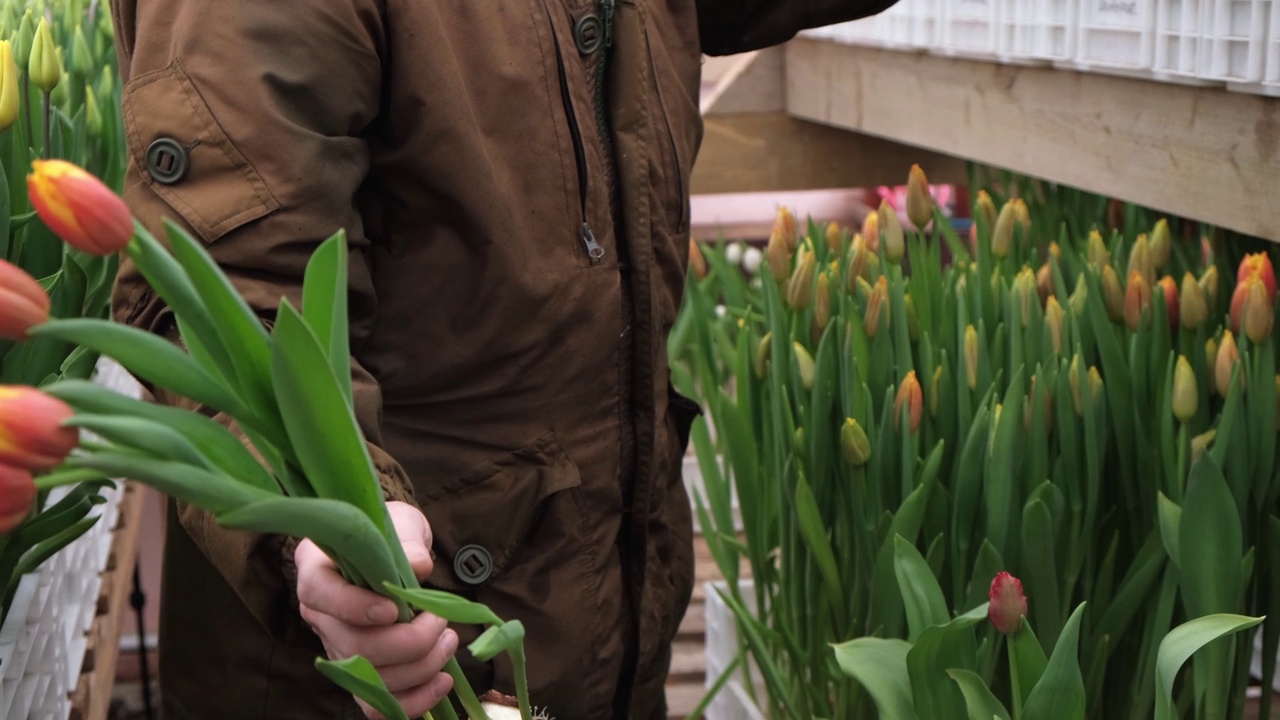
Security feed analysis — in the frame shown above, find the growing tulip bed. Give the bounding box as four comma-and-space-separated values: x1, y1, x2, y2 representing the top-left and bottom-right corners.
673, 166, 1280, 720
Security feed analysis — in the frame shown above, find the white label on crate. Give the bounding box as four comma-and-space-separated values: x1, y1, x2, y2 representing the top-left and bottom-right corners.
1098, 0, 1138, 15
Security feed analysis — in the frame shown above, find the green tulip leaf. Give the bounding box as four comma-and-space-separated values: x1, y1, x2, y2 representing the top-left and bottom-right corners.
1154, 614, 1265, 720
301, 230, 353, 406
894, 534, 949, 643
795, 473, 843, 610
832, 637, 920, 720
64, 452, 274, 515
946, 669, 1011, 720
315, 656, 409, 720
1156, 493, 1181, 570
907, 614, 980, 720
382, 585, 504, 627
1021, 602, 1087, 720
468, 620, 526, 662
11, 514, 99, 582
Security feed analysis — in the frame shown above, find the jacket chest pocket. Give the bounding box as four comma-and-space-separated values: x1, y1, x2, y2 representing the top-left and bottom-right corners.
641, 1, 701, 238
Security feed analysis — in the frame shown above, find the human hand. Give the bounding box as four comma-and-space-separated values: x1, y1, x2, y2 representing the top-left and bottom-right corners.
296, 501, 457, 718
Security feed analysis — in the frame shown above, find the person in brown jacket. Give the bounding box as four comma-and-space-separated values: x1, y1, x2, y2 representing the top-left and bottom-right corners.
107, 0, 897, 718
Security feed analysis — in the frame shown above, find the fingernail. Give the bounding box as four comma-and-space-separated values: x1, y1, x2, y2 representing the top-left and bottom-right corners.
442, 630, 458, 655
366, 603, 396, 624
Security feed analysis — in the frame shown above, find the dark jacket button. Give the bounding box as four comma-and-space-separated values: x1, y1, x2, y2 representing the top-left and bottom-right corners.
453, 544, 493, 585
574, 14, 602, 55
145, 137, 189, 185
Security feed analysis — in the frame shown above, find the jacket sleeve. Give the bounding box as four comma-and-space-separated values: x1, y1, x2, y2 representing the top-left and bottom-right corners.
109, 0, 413, 627
697, 0, 900, 55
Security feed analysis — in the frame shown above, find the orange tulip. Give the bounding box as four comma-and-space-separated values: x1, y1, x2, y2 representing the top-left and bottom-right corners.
774, 206, 798, 252
1102, 265, 1125, 324
27, 159, 133, 255
687, 239, 706, 280
861, 212, 880, 254
1180, 272, 1208, 331
1036, 262, 1054, 306
0, 386, 78, 469
1157, 275, 1179, 329
906, 164, 933, 228
894, 370, 923, 435
0, 259, 50, 340
1230, 275, 1274, 342
1124, 270, 1151, 332
974, 190, 997, 235
865, 276, 889, 338
0, 463, 35, 534
1237, 253, 1276, 304
1215, 331, 1241, 397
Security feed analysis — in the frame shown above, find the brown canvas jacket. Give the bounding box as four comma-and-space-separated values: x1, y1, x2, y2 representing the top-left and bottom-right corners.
108, 1, 896, 717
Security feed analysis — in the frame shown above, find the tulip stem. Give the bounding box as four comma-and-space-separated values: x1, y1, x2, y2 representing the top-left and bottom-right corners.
1176, 423, 1188, 501
21, 73, 32, 152
41, 91, 50, 159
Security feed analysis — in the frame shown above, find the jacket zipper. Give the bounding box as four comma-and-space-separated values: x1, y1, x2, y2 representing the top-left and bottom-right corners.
549, 19, 605, 263
595, 0, 616, 213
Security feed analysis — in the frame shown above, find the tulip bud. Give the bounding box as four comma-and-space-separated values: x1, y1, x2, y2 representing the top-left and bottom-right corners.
825, 222, 842, 256
988, 571, 1028, 635
84, 83, 103, 138
854, 275, 873, 303
1088, 366, 1104, 406
975, 190, 997, 235
1202, 236, 1214, 268
753, 333, 771, 380
1180, 272, 1208, 330
27, 160, 135, 255
793, 427, 806, 459
929, 366, 942, 418
1069, 273, 1089, 316
793, 342, 815, 391
904, 293, 919, 342
28, 18, 59, 94
1199, 266, 1219, 310
1036, 262, 1054, 306
840, 418, 871, 466
12, 10, 33, 69
879, 200, 905, 264
0, 463, 36, 534
1014, 199, 1032, 246
1191, 429, 1217, 466
1237, 252, 1277, 304
766, 228, 792, 282
865, 276, 889, 338
742, 246, 763, 275
846, 235, 878, 287
1045, 296, 1065, 354
1172, 355, 1197, 423
1157, 275, 1179, 329
989, 403, 1003, 455
812, 272, 831, 339
1088, 230, 1111, 269
1070, 354, 1084, 415
0, 386, 78, 469
1014, 266, 1036, 327
1205, 338, 1218, 373
1243, 278, 1274, 343
688, 239, 707, 281
964, 324, 979, 391
1150, 219, 1171, 270
1128, 234, 1155, 287
894, 371, 923, 435
1215, 331, 1240, 397
0, 41, 16, 133
0, 259, 50, 340
1049, 242, 1061, 263
71, 23, 93, 79
992, 200, 1017, 259
861, 212, 880, 254
98, 64, 114, 103
906, 164, 933, 228
785, 246, 816, 310
774, 206, 797, 252
1124, 270, 1151, 332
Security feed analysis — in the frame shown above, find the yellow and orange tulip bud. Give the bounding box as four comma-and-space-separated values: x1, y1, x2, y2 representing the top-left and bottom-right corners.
785, 246, 816, 310
1088, 366, 1104, 406
1202, 236, 1214, 268
1129, 234, 1156, 287
793, 342, 815, 391
1199, 266, 1220, 310
1014, 266, 1036, 328
812, 272, 831, 338
840, 418, 871, 466
1036, 262, 1054, 306
1157, 275, 1179, 329
1237, 252, 1277, 304
1100, 265, 1125, 323
0, 463, 35, 534
1069, 273, 1089, 316
906, 164, 933, 228
28, 18, 59, 94
894, 370, 923, 435
688, 239, 707, 280
1180, 272, 1208, 330
754, 333, 772, 381
0, 259, 50, 340
865, 276, 889, 338
964, 324, 979, 390
975, 190, 997, 235
854, 275, 873, 303
1242, 278, 1275, 343
1088, 229, 1110, 269
1205, 338, 1218, 374
1172, 355, 1197, 423
825, 222, 842, 256
1215, 331, 1241, 397
861, 212, 880, 254
1191, 429, 1217, 466
1150, 219, 1171, 270
0, 386, 78, 470
1014, 199, 1032, 246
0, 41, 18, 132
879, 200, 905, 264
1124, 270, 1151, 332
28, 160, 133, 255
1045, 296, 1065, 354
992, 200, 1017, 259
774, 206, 798, 252
1049, 242, 1061, 262
1069, 355, 1084, 415
766, 227, 792, 283
847, 234, 878, 287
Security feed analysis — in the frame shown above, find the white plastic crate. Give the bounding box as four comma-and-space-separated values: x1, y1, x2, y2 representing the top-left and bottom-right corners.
1201, 0, 1270, 82
1264, 0, 1280, 91
998, 0, 1078, 63
1070, 0, 1158, 74
939, 0, 1001, 59
705, 581, 765, 720
1153, 0, 1212, 78
880, 0, 942, 50
799, 16, 888, 48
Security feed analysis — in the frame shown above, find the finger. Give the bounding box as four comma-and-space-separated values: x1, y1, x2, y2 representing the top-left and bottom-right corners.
377, 629, 458, 693
296, 559, 399, 627
387, 501, 434, 580
303, 611, 450, 667
395, 673, 455, 718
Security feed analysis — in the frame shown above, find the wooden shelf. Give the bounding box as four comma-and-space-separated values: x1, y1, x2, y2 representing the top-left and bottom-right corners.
696, 40, 1280, 243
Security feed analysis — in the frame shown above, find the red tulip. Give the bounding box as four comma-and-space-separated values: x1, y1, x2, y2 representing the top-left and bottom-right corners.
0, 385, 78, 469
0, 259, 50, 340
1237, 253, 1276, 304
989, 571, 1028, 635
0, 463, 35, 534
27, 159, 133, 255
1157, 275, 1179, 329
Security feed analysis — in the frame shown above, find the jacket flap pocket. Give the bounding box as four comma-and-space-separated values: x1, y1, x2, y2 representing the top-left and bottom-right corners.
122, 59, 279, 243
422, 432, 582, 591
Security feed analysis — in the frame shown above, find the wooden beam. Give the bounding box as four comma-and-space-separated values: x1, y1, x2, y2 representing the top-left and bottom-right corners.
700, 48, 784, 115
691, 111, 968, 195
784, 39, 1280, 242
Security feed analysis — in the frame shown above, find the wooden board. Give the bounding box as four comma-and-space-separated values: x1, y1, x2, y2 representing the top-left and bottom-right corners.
69, 483, 148, 720
784, 39, 1280, 242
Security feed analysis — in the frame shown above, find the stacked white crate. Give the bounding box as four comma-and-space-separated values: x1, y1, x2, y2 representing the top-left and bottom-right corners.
940, 0, 1001, 58
998, 0, 1078, 63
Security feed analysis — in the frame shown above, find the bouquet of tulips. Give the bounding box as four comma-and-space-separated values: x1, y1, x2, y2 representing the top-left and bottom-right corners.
0, 159, 548, 720
674, 164, 1279, 719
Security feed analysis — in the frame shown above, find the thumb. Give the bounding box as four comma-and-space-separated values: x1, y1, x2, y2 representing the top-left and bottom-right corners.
387, 501, 434, 581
